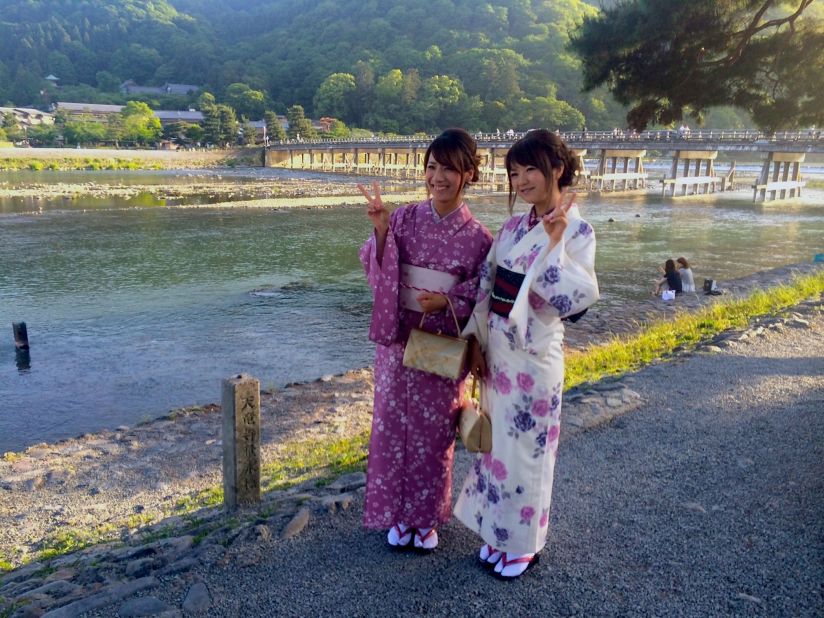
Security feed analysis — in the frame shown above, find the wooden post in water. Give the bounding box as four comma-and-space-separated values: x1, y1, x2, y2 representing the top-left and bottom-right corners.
222, 373, 261, 509
12, 322, 29, 350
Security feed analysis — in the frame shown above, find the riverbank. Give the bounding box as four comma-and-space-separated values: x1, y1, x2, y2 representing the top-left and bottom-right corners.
0, 281, 820, 616
0, 147, 258, 171
0, 262, 821, 572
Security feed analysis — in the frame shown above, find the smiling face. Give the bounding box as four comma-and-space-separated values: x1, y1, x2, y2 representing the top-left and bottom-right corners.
508, 162, 551, 207
425, 155, 473, 209
504, 129, 579, 215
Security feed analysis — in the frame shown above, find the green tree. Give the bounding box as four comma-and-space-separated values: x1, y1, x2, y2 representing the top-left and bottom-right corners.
111, 44, 163, 84
106, 113, 125, 146
264, 110, 286, 142
225, 83, 266, 119
26, 123, 57, 145
184, 122, 204, 144
239, 116, 256, 145
2, 112, 25, 142
202, 104, 222, 144
570, 0, 824, 131
325, 119, 349, 138
286, 104, 316, 140
96, 70, 121, 92
217, 104, 238, 145
121, 100, 162, 145
313, 73, 357, 120
197, 92, 217, 111
63, 116, 107, 146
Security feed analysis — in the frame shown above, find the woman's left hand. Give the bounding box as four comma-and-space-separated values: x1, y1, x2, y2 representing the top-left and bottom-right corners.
417, 292, 448, 313
543, 190, 575, 247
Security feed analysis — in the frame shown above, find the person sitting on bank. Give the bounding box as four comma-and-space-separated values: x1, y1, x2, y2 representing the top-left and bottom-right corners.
676, 257, 695, 292
654, 258, 682, 296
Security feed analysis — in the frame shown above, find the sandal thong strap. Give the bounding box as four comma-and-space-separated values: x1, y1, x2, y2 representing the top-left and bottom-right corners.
416, 528, 437, 542
503, 553, 535, 566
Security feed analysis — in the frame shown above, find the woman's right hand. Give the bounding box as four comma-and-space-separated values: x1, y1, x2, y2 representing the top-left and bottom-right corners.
358, 181, 389, 236
468, 337, 487, 379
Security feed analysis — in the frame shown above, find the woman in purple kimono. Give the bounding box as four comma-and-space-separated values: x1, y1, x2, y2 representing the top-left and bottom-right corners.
358, 129, 493, 551
455, 129, 599, 577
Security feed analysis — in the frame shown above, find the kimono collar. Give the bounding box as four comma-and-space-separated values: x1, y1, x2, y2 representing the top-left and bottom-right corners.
429, 198, 468, 222
423, 199, 472, 233
526, 206, 540, 231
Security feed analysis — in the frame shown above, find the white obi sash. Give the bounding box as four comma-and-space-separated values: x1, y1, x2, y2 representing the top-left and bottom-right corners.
399, 263, 458, 312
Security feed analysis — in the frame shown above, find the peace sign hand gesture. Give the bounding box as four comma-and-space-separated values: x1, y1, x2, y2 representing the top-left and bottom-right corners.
358, 181, 389, 236
542, 189, 576, 247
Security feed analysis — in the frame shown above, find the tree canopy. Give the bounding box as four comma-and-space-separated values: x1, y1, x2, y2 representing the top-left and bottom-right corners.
569, 0, 824, 132
0, 0, 634, 132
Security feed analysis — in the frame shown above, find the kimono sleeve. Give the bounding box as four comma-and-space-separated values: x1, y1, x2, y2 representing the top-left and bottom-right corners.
529, 218, 599, 318
460, 232, 498, 347
445, 225, 493, 321
359, 208, 404, 345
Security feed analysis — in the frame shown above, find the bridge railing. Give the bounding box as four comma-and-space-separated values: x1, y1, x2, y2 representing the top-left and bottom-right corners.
266, 128, 823, 148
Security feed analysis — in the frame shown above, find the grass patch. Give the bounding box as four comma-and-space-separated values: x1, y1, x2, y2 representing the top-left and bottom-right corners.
0, 157, 161, 171
565, 270, 824, 389
806, 179, 824, 190
37, 528, 98, 562
261, 429, 370, 492
1, 452, 22, 463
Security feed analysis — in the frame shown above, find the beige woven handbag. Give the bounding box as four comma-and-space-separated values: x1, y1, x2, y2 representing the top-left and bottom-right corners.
459, 376, 492, 453
402, 297, 468, 381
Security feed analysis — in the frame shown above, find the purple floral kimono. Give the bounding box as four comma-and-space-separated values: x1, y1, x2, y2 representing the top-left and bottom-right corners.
454, 204, 599, 554
360, 199, 492, 530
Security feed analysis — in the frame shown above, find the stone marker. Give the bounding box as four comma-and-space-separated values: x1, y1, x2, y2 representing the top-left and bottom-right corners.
222, 374, 261, 509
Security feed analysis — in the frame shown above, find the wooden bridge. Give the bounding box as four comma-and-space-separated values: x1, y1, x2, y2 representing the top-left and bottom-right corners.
264, 129, 824, 202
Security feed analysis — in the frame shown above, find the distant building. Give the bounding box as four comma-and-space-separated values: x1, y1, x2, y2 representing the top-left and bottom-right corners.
154, 109, 205, 126
0, 107, 55, 128
317, 117, 336, 133
119, 81, 200, 96
163, 83, 199, 96
52, 102, 125, 121
53, 102, 205, 126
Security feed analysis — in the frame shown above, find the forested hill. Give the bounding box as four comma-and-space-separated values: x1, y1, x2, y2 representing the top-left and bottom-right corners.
0, 0, 630, 132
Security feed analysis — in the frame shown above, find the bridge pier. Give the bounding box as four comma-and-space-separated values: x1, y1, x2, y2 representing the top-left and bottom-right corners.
589, 149, 647, 192
661, 150, 735, 197
753, 152, 806, 201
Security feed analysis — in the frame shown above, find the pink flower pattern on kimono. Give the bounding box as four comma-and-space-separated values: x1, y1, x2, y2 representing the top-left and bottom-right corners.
490, 458, 508, 481
492, 365, 512, 395
517, 372, 534, 392
520, 506, 535, 525
532, 398, 550, 417
539, 508, 550, 528
361, 200, 492, 530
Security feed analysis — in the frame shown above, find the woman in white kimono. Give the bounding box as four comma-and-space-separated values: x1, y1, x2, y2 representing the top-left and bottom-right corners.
454, 129, 599, 578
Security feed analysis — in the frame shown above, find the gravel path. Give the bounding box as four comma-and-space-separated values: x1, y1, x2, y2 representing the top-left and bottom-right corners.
79, 307, 823, 617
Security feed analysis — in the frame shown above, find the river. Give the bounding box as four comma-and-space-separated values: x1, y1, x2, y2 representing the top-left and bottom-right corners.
1, 168, 822, 451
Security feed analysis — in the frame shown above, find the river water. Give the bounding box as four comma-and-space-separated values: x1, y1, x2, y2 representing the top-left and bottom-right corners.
1, 168, 823, 451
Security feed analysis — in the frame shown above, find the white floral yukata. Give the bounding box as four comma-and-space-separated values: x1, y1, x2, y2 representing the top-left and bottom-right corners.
454, 204, 599, 555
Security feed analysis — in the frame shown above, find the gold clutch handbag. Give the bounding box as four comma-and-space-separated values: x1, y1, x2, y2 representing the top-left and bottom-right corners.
402, 297, 468, 381
459, 376, 492, 453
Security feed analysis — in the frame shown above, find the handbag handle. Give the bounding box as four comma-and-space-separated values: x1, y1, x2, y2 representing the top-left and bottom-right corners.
418, 294, 462, 334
